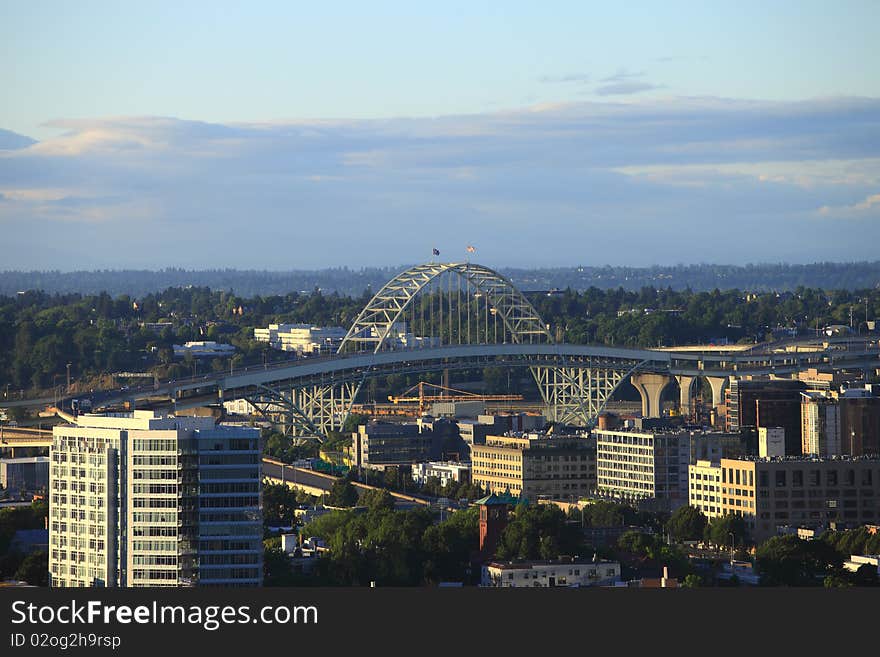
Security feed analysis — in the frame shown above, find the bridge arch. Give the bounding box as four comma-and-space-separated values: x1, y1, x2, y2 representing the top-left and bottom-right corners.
338, 262, 553, 353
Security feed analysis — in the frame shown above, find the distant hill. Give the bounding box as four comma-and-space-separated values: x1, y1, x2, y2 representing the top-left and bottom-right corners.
2, 262, 880, 298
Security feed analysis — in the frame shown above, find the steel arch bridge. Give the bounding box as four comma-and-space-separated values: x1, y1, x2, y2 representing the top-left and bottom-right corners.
287, 261, 637, 435
76, 262, 880, 439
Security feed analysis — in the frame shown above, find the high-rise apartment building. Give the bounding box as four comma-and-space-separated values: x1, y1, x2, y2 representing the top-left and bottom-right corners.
49, 411, 262, 588
801, 392, 841, 456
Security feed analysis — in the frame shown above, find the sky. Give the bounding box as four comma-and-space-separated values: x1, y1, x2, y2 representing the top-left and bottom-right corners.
1, 1, 879, 270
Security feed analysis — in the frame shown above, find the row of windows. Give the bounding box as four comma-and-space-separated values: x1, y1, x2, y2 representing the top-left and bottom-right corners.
132, 439, 178, 452
758, 469, 874, 488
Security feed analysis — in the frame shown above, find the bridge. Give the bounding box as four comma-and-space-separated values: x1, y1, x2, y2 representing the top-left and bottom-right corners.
19, 262, 880, 439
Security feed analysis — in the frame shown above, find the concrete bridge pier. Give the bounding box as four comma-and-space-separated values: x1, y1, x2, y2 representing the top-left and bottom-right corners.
631, 373, 672, 418
706, 376, 729, 409
675, 375, 698, 418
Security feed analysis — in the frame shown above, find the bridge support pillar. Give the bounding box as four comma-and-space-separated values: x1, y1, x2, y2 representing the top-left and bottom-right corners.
675, 375, 698, 418
631, 373, 672, 418
705, 376, 729, 409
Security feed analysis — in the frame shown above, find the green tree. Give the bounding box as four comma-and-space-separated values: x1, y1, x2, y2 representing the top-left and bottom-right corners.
705, 514, 749, 548
495, 505, 582, 561
327, 479, 359, 508
262, 481, 300, 526
361, 488, 395, 513
666, 506, 708, 542
682, 573, 704, 588
756, 535, 843, 586
14, 551, 48, 586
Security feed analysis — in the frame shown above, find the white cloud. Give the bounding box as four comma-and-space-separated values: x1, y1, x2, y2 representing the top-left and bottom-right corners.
1, 96, 879, 268
817, 193, 880, 218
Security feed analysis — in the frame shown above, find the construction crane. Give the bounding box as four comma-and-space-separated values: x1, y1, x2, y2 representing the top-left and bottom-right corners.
387, 381, 523, 416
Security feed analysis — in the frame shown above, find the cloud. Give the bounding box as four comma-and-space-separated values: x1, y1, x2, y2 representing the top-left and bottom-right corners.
599, 69, 645, 83
539, 73, 591, 84
595, 81, 664, 96
653, 55, 709, 64
1, 95, 880, 269
817, 192, 880, 218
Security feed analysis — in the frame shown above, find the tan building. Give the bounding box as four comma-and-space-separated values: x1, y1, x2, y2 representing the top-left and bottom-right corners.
481, 557, 620, 588
470, 433, 596, 500
689, 460, 724, 518
689, 456, 880, 542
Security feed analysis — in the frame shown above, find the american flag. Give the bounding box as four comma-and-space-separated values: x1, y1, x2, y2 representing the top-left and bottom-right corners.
466, 245, 476, 253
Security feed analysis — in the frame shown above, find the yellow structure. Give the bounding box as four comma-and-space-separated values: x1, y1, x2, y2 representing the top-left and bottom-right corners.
470, 433, 595, 500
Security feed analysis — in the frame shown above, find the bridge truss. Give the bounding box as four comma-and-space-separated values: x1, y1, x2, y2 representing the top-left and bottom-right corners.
253, 262, 642, 436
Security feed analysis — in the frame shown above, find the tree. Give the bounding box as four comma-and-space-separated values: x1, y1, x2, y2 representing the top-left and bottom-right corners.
682, 574, 703, 588
617, 530, 660, 559
495, 505, 582, 561
14, 551, 48, 586
327, 479, 359, 508
361, 488, 395, 513
262, 482, 299, 526
851, 563, 879, 587
756, 535, 843, 586
705, 514, 749, 548
666, 506, 707, 542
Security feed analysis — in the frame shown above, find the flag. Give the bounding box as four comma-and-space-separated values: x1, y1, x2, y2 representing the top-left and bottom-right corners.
432, 248, 440, 256
466, 245, 476, 253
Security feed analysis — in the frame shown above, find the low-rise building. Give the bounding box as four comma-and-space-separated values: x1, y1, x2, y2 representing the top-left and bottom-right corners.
411, 461, 471, 487
253, 323, 347, 355
172, 341, 236, 358
481, 557, 620, 588
0, 456, 49, 495
843, 554, 880, 575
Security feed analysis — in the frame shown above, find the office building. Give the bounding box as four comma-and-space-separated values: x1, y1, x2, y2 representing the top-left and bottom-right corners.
352, 421, 443, 470
253, 323, 347, 355
594, 428, 692, 511
759, 427, 786, 458
688, 456, 880, 542
49, 411, 262, 588
727, 378, 806, 454
840, 388, 880, 456
801, 392, 841, 456
0, 456, 49, 495
470, 433, 596, 500
756, 398, 802, 456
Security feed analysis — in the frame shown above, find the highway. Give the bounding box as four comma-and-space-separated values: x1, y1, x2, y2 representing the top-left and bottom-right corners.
261, 458, 446, 510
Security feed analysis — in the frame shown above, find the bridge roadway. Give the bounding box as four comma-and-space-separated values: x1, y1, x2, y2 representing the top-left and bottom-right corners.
75, 340, 880, 411
261, 458, 441, 509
